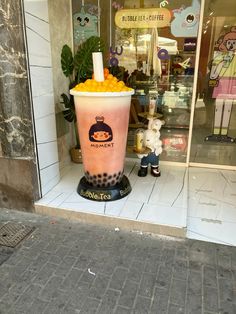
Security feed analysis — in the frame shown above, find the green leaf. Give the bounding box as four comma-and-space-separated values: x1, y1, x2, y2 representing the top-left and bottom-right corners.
60, 93, 70, 108
74, 36, 105, 82
60, 93, 76, 122
62, 109, 75, 122
61, 45, 74, 77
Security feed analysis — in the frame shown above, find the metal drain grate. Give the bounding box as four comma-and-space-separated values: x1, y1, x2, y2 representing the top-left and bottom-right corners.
0, 222, 35, 248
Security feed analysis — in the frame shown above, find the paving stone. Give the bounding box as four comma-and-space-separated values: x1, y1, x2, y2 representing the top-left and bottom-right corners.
1, 208, 236, 314
63, 302, 80, 314
0, 275, 15, 298
67, 240, 88, 257
169, 279, 187, 306
188, 270, 203, 295
217, 266, 234, 281
0, 247, 16, 266
61, 267, 83, 291
127, 259, 144, 283
150, 287, 169, 314
116, 250, 134, 269
203, 286, 219, 312
54, 256, 77, 277
173, 259, 188, 280
74, 252, 92, 270
33, 262, 57, 285
97, 289, 120, 314
175, 247, 188, 261
118, 280, 138, 308
133, 295, 151, 314
42, 290, 71, 314
79, 297, 101, 314
219, 301, 236, 314
218, 278, 236, 303
20, 269, 37, 282
189, 249, 214, 266
68, 282, 90, 309
138, 272, 156, 298
144, 255, 160, 274
161, 248, 175, 266
186, 293, 202, 314
8, 280, 30, 296
0, 301, 13, 313
39, 276, 64, 301
203, 265, 217, 287
49, 254, 63, 265
109, 267, 128, 290
14, 284, 42, 310
28, 298, 49, 313
168, 303, 185, 314
0, 290, 19, 304
79, 269, 97, 285
217, 252, 232, 269
88, 273, 110, 299
156, 264, 172, 289
28, 252, 51, 273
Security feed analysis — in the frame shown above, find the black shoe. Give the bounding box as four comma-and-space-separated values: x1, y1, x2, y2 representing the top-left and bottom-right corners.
138, 166, 148, 177
151, 166, 161, 177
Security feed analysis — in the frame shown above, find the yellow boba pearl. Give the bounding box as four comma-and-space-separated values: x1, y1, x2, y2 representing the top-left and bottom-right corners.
118, 81, 125, 87
107, 74, 114, 80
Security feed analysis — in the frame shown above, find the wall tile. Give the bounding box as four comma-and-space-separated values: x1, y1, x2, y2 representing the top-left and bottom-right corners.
24, 0, 49, 22
40, 162, 60, 195
30, 66, 54, 98
33, 94, 55, 120
35, 114, 57, 144
37, 141, 59, 170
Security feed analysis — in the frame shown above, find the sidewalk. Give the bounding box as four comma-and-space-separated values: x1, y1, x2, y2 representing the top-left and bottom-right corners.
0, 209, 236, 314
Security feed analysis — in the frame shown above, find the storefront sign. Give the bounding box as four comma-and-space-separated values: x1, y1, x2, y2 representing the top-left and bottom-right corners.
115, 8, 171, 29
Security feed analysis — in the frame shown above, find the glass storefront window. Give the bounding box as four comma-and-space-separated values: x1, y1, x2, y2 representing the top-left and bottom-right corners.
111, 0, 200, 162
190, 0, 236, 166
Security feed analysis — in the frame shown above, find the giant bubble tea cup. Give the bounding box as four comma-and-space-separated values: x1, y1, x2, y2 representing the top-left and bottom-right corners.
70, 53, 134, 201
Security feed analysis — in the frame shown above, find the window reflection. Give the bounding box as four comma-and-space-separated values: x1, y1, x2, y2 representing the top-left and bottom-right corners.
191, 0, 236, 166
113, 0, 197, 162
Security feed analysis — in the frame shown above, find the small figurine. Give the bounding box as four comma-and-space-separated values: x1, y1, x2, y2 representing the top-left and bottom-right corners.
135, 119, 163, 177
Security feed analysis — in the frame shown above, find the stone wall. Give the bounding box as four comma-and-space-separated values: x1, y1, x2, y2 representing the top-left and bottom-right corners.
0, 0, 40, 211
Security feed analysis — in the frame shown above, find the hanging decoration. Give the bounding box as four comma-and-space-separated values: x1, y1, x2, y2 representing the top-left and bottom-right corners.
157, 48, 170, 60
112, 1, 123, 11
109, 46, 123, 67
178, 57, 191, 69
160, 0, 169, 8
73, 5, 98, 46
170, 0, 200, 37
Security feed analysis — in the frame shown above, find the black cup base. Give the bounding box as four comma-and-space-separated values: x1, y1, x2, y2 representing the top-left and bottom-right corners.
77, 175, 132, 202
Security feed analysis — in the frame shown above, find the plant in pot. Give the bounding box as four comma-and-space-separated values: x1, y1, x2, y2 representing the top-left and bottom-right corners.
60, 36, 105, 163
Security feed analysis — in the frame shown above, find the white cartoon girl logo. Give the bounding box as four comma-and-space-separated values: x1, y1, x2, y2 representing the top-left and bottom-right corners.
210, 26, 236, 85
206, 26, 236, 143
89, 116, 113, 142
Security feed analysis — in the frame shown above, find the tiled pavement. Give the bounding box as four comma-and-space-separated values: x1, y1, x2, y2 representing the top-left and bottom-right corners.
0, 209, 236, 314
